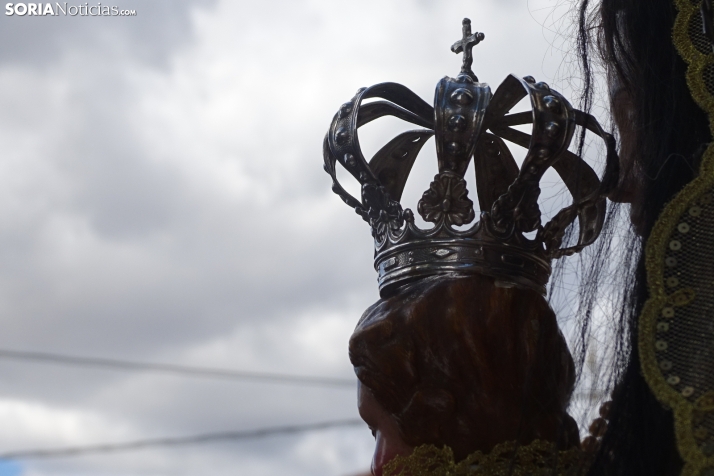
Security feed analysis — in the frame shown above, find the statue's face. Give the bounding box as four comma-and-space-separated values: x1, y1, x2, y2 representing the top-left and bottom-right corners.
608, 73, 646, 232
357, 382, 413, 476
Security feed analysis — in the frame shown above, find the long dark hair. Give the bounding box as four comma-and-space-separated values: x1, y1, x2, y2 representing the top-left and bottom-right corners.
574, 0, 711, 473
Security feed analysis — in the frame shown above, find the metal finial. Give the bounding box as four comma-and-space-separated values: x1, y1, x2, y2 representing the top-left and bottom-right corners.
450, 18, 485, 81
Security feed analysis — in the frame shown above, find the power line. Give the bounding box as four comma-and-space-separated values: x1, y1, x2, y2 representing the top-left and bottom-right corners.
0, 348, 355, 388
0, 419, 364, 460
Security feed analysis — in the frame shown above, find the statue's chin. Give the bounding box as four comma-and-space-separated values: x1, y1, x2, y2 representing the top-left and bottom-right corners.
371, 431, 410, 476
357, 382, 413, 476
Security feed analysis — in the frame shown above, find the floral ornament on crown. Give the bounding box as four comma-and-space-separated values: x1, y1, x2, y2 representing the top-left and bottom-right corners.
417, 173, 475, 226
361, 183, 405, 240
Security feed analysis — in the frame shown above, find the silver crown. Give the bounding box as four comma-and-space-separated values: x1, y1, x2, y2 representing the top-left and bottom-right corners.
323, 18, 619, 297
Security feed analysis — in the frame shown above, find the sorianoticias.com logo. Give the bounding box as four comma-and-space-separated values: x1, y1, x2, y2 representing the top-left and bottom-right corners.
5, 3, 136, 16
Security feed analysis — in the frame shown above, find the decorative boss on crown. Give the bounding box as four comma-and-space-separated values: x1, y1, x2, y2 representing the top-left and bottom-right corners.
323, 18, 619, 297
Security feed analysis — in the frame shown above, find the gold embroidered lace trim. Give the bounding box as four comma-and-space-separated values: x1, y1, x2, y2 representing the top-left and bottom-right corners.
382, 440, 586, 476
640, 1, 714, 475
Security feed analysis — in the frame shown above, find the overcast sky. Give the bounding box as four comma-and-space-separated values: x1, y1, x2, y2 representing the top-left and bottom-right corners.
0, 1, 604, 475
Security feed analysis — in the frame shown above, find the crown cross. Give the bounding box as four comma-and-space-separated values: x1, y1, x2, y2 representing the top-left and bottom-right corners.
450, 18, 485, 81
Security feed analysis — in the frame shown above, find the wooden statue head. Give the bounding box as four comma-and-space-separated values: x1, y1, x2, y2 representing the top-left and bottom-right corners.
349, 274, 579, 470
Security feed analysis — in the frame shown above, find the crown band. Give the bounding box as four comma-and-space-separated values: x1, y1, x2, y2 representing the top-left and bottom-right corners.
375, 221, 551, 296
